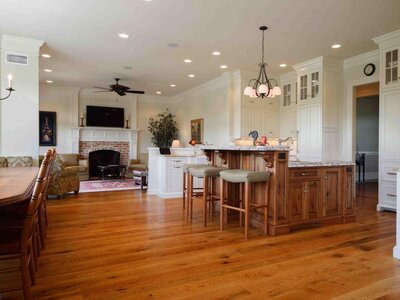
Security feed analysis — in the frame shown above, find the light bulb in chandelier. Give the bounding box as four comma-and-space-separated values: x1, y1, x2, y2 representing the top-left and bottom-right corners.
244, 85, 252, 96
257, 84, 269, 95
272, 85, 282, 96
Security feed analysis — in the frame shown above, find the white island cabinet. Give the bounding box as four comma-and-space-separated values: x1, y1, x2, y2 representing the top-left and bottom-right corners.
147, 147, 207, 199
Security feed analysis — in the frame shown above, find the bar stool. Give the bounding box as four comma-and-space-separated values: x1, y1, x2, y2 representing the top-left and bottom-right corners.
188, 166, 224, 226
219, 169, 270, 239
182, 164, 208, 211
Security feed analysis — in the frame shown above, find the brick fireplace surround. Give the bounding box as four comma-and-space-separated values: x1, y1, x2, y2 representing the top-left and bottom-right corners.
80, 141, 130, 165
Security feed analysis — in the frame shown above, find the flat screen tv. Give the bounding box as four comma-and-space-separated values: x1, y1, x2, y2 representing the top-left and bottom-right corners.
86, 106, 124, 128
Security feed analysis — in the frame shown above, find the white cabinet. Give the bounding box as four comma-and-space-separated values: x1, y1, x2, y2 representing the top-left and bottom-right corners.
240, 101, 278, 139
293, 57, 342, 162
279, 71, 297, 140
147, 147, 207, 199
374, 29, 400, 211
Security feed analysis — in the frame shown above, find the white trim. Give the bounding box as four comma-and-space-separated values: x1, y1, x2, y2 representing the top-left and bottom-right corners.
373, 29, 400, 49
395, 170, 400, 259
343, 50, 379, 69
0, 34, 44, 55
342, 74, 379, 161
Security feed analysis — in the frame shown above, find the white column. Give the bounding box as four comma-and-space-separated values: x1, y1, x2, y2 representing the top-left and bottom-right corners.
394, 170, 400, 259
0, 35, 44, 165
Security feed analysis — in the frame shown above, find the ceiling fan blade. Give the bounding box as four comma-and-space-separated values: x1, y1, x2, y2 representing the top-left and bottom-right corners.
93, 90, 113, 93
92, 86, 112, 90
125, 90, 145, 94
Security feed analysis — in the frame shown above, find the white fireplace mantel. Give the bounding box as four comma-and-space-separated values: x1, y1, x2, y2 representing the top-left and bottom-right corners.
71, 127, 140, 159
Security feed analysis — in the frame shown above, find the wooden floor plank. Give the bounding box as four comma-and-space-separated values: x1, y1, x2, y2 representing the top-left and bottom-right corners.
1, 182, 399, 299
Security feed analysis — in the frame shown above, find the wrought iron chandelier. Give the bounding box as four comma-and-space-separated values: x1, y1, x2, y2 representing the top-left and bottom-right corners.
243, 26, 281, 99
0, 73, 15, 101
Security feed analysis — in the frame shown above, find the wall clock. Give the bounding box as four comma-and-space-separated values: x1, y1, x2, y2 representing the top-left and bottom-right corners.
363, 63, 376, 76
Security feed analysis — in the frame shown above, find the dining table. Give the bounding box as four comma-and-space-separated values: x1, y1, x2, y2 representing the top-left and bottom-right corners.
0, 167, 38, 207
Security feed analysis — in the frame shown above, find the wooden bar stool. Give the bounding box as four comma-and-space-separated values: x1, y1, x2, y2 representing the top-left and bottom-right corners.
188, 166, 224, 226
219, 169, 270, 239
182, 164, 207, 212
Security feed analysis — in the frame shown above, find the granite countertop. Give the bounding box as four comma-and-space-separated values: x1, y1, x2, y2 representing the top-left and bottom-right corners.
288, 161, 355, 168
201, 145, 290, 151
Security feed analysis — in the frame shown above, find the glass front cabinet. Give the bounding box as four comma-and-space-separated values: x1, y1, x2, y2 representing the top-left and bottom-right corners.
299, 70, 320, 103
385, 48, 399, 86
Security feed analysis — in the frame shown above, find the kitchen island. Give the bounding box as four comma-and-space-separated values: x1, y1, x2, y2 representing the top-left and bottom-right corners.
202, 146, 355, 236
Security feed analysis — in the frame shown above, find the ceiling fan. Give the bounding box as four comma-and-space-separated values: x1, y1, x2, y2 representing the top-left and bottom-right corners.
93, 78, 145, 96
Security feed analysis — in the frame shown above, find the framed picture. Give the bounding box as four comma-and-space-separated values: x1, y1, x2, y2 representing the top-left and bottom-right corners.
191, 118, 204, 144
39, 111, 57, 146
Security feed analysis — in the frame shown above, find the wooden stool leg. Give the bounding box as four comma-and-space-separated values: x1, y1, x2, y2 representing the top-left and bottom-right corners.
220, 178, 224, 231
183, 172, 186, 210
244, 182, 250, 240
264, 181, 269, 235
189, 174, 194, 220
239, 183, 243, 227
203, 176, 208, 227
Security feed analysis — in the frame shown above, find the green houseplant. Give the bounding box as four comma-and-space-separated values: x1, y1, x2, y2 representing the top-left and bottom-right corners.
148, 110, 178, 148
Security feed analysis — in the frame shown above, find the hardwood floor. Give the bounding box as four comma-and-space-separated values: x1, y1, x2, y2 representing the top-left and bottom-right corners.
2, 182, 399, 299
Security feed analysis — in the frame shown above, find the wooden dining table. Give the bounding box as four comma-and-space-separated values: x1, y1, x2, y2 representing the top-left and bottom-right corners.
0, 167, 38, 207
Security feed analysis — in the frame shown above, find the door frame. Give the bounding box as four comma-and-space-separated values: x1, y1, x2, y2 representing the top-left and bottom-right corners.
342, 74, 379, 162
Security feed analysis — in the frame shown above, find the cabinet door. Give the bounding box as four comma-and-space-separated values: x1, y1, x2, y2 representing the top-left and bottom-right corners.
322, 168, 342, 217
344, 166, 354, 216
306, 180, 321, 219
299, 74, 308, 102
381, 91, 400, 161
288, 181, 305, 222
385, 48, 399, 86
311, 71, 320, 100
167, 166, 183, 192
297, 105, 310, 154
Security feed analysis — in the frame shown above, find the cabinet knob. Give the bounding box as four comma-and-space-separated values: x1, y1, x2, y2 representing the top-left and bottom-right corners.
302, 173, 307, 176
324, 176, 328, 180
387, 193, 397, 198
387, 172, 397, 175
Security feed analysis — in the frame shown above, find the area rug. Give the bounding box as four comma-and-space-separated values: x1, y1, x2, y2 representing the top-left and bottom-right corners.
80, 179, 142, 193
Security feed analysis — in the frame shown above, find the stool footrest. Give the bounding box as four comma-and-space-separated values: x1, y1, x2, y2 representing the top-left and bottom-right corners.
249, 204, 267, 209
222, 204, 245, 212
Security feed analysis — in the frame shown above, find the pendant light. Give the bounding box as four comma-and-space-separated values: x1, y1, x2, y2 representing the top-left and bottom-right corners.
243, 26, 281, 99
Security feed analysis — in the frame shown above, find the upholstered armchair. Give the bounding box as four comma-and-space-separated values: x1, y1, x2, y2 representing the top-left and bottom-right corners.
58, 154, 89, 181
128, 153, 148, 173
0, 157, 7, 168
47, 155, 80, 198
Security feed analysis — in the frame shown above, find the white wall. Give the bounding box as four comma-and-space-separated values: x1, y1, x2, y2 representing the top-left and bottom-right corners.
171, 72, 234, 146
39, 85, 171, 155
39, 84, 79, 154
0, 35, 43, 164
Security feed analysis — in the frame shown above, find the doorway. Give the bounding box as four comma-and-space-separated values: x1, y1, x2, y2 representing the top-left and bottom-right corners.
354, 82, 379, 199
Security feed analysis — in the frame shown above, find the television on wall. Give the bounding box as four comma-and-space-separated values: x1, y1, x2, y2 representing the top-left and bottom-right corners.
86, 105, 124, 128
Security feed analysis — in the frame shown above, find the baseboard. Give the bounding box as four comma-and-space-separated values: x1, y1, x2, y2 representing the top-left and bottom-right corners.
377, 204, 396, 212
394, 246, 400, 259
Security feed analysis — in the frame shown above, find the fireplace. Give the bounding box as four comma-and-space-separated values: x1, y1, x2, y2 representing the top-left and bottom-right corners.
89, 150, 120, 178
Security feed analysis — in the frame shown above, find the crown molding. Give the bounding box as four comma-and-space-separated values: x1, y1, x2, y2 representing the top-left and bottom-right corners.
343, 49, 379, 69
1, 34, 44, 55
373, 29, 400, 49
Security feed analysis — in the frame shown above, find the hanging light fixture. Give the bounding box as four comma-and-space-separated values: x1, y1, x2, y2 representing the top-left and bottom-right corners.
0, 73, 15, 101
243, 26, 281, 99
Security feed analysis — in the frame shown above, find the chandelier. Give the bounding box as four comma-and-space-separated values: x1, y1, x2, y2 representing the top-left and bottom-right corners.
0, 73, 15, 101
243, 26, 281, 99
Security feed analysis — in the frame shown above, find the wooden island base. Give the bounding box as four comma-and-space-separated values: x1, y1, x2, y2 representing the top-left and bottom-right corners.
203, 148, 355, 236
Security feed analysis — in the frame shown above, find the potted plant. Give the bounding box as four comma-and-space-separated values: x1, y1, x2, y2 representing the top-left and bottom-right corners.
148, 110, 178, 148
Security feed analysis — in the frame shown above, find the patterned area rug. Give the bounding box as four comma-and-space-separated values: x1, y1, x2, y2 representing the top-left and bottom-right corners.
80, 179, 142, 193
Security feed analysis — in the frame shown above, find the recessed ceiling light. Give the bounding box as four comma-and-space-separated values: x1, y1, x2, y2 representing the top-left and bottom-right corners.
46, 80, 53, 83
212, 51, 221, 56
43, 69, 52, 72
170, 84, 176, 87
166, 43, 179, 48
41, 54, 51, 58
188, 74, 195, 78
144, 0, 152, 2
279, 64, 287, 68
156, 91, 162, 94
118, 33, 129, 39
220, 65, 228, 69
184, 59, 192, 63
331, 44, 341, 49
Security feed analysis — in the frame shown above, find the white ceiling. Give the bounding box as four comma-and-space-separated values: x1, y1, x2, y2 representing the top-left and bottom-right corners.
0, 0, 400, 96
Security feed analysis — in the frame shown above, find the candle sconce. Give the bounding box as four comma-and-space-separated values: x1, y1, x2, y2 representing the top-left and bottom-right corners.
79, 116, 85, 127
0, 74, 15, 101
125, 119, 130, 129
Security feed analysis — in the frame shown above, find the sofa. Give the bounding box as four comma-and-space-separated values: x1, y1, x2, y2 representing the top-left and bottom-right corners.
57, 154, 89, 181
0, 156, 33, 168
47, 155, 80, 198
